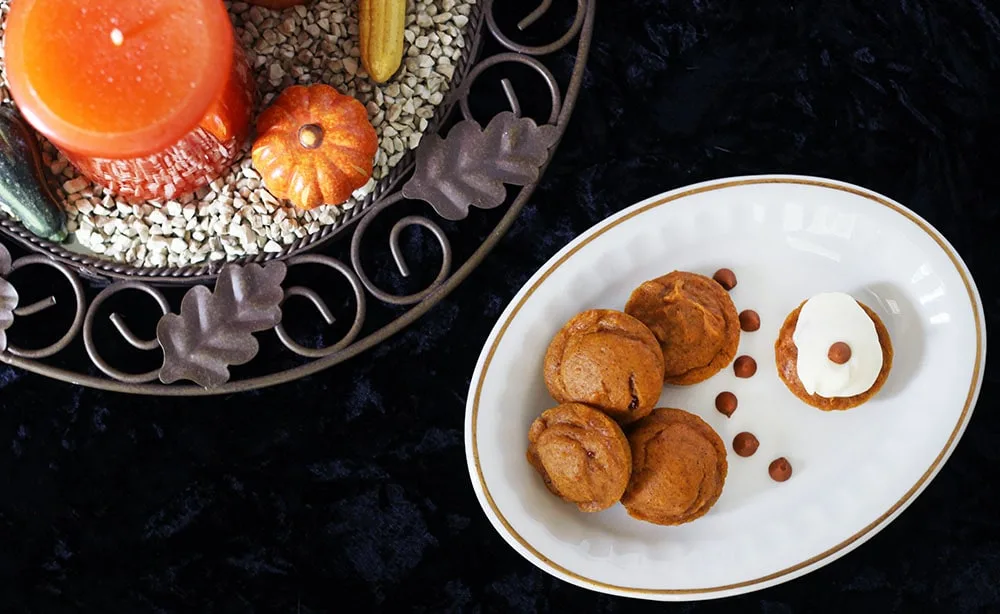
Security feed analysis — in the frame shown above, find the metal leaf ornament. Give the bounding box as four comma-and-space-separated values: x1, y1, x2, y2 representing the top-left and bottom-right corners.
0, 244, 17, 352
157, 262, 287, 387
0, 242, 12, 277
402, 111, 560, 221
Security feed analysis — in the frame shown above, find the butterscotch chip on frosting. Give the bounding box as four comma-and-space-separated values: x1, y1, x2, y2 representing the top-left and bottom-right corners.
625, 271, 741, 385
544, 309, 665, 424
621, 408, 728, 525
527, 403, 632, 512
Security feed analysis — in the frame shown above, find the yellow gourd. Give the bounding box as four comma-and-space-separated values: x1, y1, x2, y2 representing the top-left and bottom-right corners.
359, 0, 406, 83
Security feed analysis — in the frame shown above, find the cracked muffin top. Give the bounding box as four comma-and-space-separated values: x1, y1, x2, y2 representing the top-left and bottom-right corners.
543, 309, 665, 424
621, 407, 728, 525
526, 403, 632, 512
624, 271, 740, 385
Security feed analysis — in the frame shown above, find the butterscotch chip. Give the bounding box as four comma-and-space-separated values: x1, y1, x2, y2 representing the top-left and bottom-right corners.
769, 457, 792, 482
621, 408, 728, 525
624, 271, 740, 385
527, 403, 632, 512
715, 391, 737, 417
774, 300, 893, 410
544, 310, 665, 424
828, 341, 851, 364
739, 310, 761, 332
713, 268, 737, 290
733, 432, 759, 457
734, 355, 757, 378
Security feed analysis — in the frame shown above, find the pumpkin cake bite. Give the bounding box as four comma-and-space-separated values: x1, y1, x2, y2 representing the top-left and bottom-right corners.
526, 403, 632, 512
625, 271, 740, 385
775, 292, 893, 410
621, 408, 728, 525
544, 309, 665, 425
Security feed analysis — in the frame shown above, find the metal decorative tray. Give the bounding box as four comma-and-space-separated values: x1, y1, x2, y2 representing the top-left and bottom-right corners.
0, 0, 595, 395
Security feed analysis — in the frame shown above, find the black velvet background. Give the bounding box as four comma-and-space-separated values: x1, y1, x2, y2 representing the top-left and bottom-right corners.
3, 0, 1000, 611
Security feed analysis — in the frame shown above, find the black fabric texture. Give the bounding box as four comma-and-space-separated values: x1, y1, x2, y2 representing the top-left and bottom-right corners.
2, 0, 999, 611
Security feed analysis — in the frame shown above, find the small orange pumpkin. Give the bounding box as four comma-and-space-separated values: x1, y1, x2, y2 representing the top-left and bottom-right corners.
252, 84, 378, 210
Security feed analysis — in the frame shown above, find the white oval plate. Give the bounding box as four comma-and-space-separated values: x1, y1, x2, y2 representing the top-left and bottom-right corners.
464, 175, 986, 601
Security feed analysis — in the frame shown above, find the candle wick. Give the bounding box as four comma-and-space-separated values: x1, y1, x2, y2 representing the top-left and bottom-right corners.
110, 28, 125, 46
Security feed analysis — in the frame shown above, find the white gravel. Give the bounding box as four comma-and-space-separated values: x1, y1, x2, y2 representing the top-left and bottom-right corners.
0, 0, 474, 268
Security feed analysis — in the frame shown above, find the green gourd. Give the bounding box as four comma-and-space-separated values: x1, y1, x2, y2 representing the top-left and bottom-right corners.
0, 105, 68, 242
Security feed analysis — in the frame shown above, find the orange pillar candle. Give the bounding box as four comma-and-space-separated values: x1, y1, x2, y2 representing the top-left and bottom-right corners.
4, 0, 256, 202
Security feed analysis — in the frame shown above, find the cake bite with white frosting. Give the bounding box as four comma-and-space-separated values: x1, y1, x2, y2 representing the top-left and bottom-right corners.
775, 291, 893, 411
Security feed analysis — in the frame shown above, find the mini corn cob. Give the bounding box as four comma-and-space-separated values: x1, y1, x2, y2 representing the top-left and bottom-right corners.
359, 0, 406, 83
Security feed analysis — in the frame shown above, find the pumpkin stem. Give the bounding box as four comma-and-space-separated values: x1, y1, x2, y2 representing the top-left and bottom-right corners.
298, 124, 325, 149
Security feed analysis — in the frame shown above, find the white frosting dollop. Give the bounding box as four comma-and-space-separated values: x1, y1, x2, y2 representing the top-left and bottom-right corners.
792, 292, 883, 398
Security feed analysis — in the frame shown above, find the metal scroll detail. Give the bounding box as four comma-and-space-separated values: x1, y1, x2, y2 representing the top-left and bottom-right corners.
0, 0, 597, 394
83, 282, 171, 384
